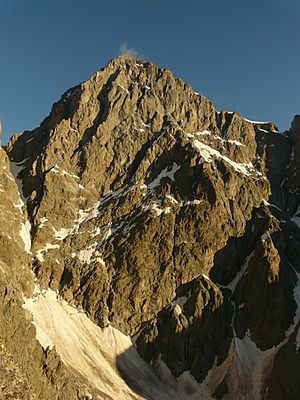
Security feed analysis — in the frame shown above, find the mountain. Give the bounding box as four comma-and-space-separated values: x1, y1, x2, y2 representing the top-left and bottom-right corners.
1, 56, 299, 399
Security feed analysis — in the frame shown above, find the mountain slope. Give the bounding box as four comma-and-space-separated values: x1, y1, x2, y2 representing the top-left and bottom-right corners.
1, 56, 300, 399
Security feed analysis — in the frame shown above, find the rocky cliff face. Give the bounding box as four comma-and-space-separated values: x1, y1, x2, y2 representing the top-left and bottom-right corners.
1, 56, 299, 399
0, 147, 101, 399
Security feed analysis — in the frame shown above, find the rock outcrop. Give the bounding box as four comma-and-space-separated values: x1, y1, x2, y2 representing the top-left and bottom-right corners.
1, 56, 299, 399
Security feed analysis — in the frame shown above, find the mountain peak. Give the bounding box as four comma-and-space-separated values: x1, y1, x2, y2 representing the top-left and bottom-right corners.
1, 58, 299, 399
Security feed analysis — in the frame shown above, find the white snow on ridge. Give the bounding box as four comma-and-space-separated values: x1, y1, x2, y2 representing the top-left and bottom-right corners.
192, 139, 254, 176
244, 118, 269, 125
189, 131, 244, 147
258, 128, 269, 134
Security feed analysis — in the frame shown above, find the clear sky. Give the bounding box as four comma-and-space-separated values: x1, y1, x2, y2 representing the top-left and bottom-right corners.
1, 0, 300, 143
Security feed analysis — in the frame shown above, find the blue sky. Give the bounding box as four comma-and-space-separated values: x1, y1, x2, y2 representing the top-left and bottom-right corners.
1, 0, 299, 143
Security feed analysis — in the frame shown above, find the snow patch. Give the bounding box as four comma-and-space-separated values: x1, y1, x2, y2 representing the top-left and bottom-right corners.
14, 199, 24, 212
22, 289, 200, 400
184, 199, 202, 206
144, 202, 172, 217
194, 130, 211, 136
50, 165, 79, 180
77, 243, 97, 264
261, 233, 269, 242
189, 130, 244, 147
153, 355, 215, 399
224, 333, 281, 400
95, 254, 106, 266
285, 266, 300, 340
118, 84, 129, 94
227, 139, 244, 146
36, 243, 60, 262
261, 199, 282, 212
173, 304, 182, 317
296, 325, 300, 353
74, 202, 101, 231
154, 195, 203, 210
140, 183, 147, 190
193, 140, 253, 176
20, 221, 31, 253
146, 163, 180, 191
173, 296, 187, 311
10, 158, 30, 202
53, 227, 72, 241
226, 253, 254, 292
166, 194, 178, 204
90, 226, 101, 238
38, 217, 48, 228
291, 204, 300, 228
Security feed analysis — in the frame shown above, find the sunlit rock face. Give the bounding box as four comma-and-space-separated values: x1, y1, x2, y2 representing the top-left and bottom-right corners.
1, 56, 299, 399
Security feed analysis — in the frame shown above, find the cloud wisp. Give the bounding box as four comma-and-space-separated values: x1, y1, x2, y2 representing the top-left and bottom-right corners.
119, 43, 139, 59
